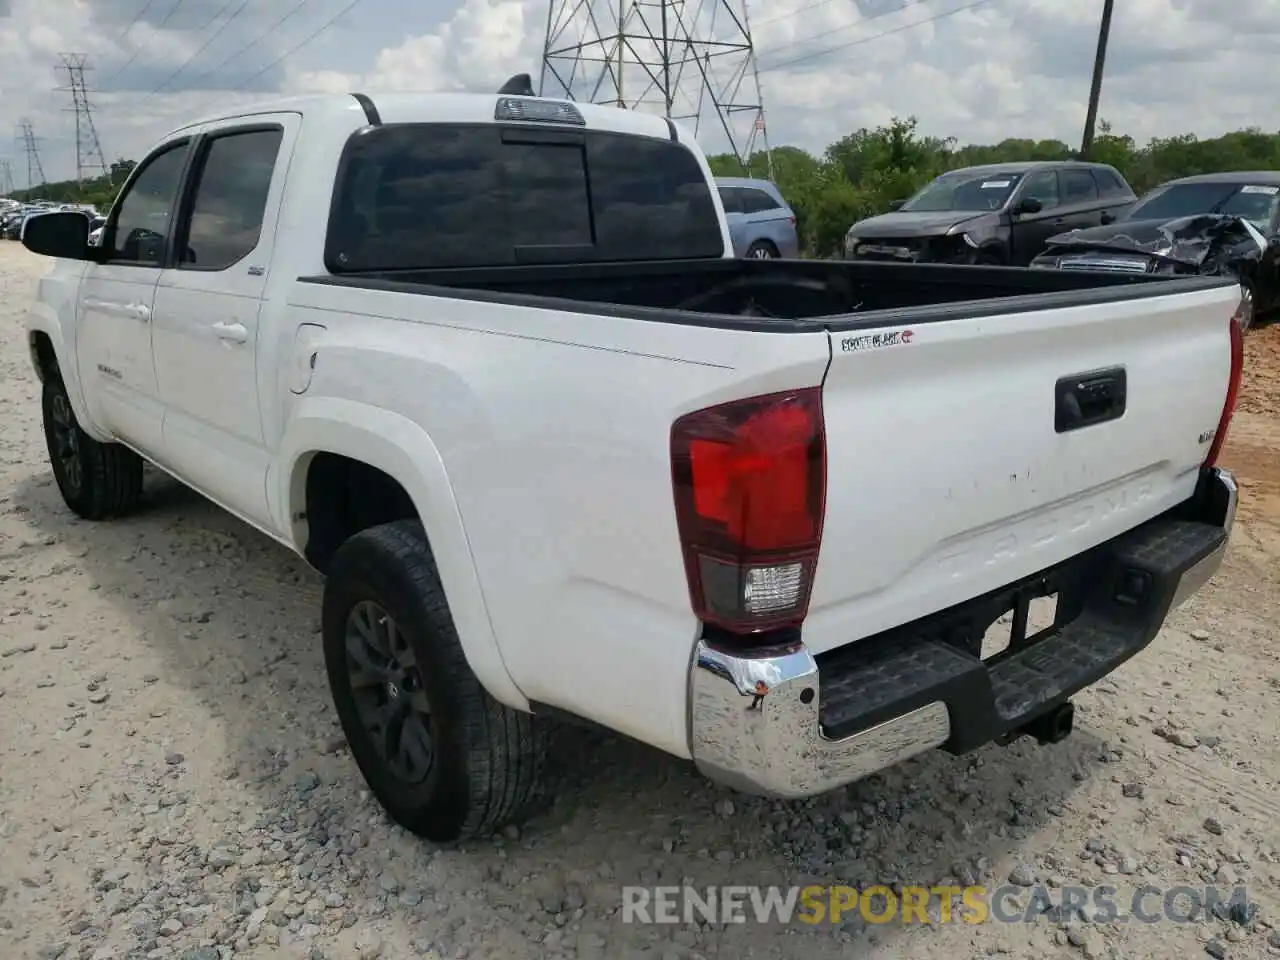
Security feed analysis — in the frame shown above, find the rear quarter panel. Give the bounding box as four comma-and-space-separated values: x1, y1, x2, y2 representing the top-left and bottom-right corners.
282, 281, 831, 757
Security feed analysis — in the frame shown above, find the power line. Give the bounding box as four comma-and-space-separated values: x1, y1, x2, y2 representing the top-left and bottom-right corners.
139, 0, 255, 100
180, 0, 312, 92
113, 0, 161, 43
757, 0, 998, 73
757, 0, 929, 31
102, 0, 191, 87
226, 0, 365, 93
759, 0, 939, 58
153, 0, 188, 30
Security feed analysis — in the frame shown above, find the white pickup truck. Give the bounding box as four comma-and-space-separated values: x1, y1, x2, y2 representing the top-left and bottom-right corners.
22, 88, 1244, 844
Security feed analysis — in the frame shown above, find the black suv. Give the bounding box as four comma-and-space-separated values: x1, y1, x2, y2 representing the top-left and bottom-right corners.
843, 161, 1138, 266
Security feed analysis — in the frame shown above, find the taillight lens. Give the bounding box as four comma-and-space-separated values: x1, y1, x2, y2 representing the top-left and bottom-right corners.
670, 387, 826, 633
1203, 298, 1245, 468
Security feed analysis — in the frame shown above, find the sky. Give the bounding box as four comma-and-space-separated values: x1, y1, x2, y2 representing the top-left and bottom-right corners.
0, 0, 1278, 189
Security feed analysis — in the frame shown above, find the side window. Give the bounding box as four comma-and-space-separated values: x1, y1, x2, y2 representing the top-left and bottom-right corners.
108, 141, 189, 264
1096, 169, 1130, 198
718, 187, 743, 214
1021, 170, 1060, 210
180, 128, 283, 270
1061, 169, 1098, 204
740, 188, 781, 214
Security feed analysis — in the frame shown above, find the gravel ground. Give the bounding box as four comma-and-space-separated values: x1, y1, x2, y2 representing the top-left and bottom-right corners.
1, 242, 1278, 960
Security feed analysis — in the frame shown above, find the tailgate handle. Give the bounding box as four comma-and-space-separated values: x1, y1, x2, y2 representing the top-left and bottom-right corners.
1055, 367, 1126, 433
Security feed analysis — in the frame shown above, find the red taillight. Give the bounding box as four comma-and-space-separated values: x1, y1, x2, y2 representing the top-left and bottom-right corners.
670, 387, 826, 634
1203, 300, 1245, 468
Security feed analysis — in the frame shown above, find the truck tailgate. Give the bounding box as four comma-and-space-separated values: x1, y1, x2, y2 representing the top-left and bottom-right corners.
803, 283, 1240, 655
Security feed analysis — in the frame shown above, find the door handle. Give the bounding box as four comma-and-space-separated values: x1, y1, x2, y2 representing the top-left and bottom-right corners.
211, 321, 248, 344
1055, 367, 1127, 433
82, 298, 149, 320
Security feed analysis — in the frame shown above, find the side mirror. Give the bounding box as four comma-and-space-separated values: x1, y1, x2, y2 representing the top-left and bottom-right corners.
1100, 211, 1116, 225
22, 211, 93, 260
1012, 196, 1043, 216
887, 198, 906, 211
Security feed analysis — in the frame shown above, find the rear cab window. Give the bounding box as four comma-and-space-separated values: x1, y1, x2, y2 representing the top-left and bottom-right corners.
326, 123, 725, 271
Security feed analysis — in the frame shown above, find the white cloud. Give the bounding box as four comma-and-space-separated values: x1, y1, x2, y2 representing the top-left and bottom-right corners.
1, 0, 1278, 189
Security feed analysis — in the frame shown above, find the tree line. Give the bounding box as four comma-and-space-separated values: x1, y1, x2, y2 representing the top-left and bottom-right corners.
11, 118, 1280, 258
707, 118, 1280, 256
8, 160, 136, 212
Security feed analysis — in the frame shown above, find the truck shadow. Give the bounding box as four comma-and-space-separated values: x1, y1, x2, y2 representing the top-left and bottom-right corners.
13, 468, 1107, 957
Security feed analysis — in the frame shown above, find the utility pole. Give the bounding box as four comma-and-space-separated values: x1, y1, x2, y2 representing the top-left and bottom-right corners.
1080, 0, 1115, 158
17, 120, 46, 192
55, 52, 111, 185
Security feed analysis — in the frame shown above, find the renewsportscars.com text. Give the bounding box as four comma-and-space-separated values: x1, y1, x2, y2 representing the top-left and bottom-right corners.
621, 884, 1254, 926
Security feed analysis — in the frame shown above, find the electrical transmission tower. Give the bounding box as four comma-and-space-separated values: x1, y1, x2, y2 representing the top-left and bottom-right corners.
0, 159, 14, 196
540, 0, 773, 174
17, 120, 46, 191
56, 52, 110, 185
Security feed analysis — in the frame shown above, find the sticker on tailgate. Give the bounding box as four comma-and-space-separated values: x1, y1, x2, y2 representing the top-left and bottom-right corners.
840, 329, 915, 352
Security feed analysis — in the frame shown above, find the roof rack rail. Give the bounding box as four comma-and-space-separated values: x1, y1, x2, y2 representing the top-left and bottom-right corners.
497, 74, 536, 96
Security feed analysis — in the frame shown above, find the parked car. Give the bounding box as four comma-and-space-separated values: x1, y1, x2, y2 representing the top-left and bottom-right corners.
1031, 171, 1280, 330
22, 88, 1242, 843
843, 161, 1137, 266
715, 176, 799, 258
2, 206, 32, 239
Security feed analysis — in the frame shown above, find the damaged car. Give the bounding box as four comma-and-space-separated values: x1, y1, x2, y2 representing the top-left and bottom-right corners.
1030, 171, 1280, 329
842, 161, 1137, 266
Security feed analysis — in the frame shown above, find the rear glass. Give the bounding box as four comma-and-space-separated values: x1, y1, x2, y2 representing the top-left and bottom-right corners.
326, 123, 725, 271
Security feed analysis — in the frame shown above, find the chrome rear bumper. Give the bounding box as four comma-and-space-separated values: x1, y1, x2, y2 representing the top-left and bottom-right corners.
689, 641, 950, 799
1171, 468, 1237, 608
688, 467, 1237, 799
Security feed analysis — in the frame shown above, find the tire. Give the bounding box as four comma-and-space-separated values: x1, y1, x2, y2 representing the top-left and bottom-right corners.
975, 248, 1005, 266
322, 520, 549, 843
41, 375, 144, 520
746, 240, 779, 259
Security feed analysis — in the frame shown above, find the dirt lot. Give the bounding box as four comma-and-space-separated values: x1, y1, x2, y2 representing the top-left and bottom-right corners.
1, 242, 1277, 960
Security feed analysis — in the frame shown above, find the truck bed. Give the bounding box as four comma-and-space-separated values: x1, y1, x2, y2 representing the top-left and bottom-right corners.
287, 252, 1240, 754
299, 257, 1237, 330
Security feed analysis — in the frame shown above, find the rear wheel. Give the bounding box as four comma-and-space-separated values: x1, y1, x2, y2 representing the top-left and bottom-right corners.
746, 240, 779, 259
41, 376, 144, 520
323, 520, 550, 843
